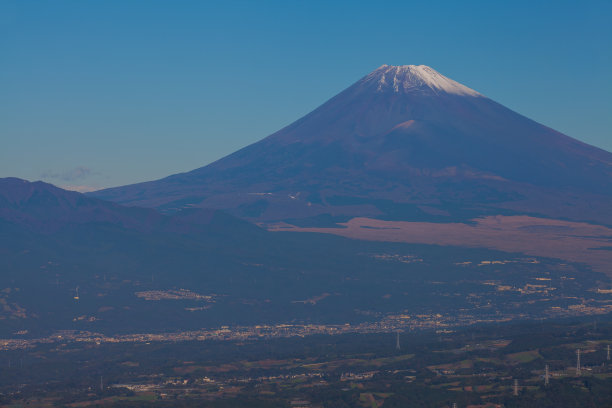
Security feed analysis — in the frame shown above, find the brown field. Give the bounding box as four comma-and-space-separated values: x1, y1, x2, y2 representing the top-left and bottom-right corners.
269, 215, 612, 274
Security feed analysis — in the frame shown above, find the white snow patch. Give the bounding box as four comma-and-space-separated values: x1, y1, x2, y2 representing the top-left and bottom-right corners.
368, 65, 482, 97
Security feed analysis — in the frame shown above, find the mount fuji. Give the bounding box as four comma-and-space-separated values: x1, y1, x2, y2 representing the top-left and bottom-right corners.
2, 66, 612, 336
92, 65, 612, 226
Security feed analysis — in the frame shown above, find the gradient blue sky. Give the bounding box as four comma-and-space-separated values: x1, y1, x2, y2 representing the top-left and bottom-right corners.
1, 0, 611, 191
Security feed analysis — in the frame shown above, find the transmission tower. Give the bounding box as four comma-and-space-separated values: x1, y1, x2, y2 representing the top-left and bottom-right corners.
396, 331, 401, 351
607, 344, 610, 362
545, 364, 549, 386
576, 349, 581, 376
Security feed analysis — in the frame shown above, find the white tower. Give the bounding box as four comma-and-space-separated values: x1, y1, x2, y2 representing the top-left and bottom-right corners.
576, 349, 581, 376
545, 364, 549, 386
396, 331, 400, 351
513, 379, 519, 396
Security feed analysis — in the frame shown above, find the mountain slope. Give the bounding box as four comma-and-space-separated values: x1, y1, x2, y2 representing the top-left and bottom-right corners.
93, 65, 612, 225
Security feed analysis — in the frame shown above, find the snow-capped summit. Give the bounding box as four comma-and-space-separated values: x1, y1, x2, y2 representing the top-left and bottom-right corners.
366, 64, 482, 97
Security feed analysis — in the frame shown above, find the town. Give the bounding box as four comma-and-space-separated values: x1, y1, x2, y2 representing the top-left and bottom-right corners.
2, 317, 612, 407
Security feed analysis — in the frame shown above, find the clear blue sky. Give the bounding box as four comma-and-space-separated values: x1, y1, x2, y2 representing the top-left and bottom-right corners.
1, 0, 610, 191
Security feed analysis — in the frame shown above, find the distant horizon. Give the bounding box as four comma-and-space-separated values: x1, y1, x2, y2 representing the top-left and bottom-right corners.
1, 1, 611, 191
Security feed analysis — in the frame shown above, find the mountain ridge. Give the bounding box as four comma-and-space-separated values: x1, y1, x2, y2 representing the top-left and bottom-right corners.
0, 177, 260, 236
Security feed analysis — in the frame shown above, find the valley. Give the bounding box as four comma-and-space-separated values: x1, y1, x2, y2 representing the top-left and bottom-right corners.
1, 237, 611, 340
